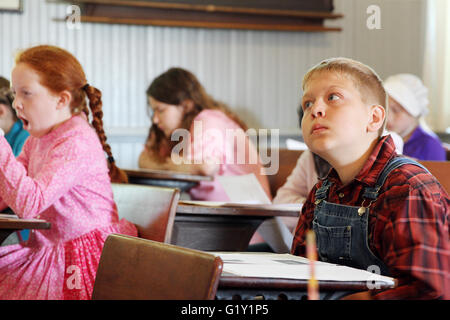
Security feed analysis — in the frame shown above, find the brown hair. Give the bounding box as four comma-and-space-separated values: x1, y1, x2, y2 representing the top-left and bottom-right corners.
0, 86, 17, 120
302, 57, 388, 135
0, 76, 10, 89
145, 67, 248, 160
15, 45, 128, 183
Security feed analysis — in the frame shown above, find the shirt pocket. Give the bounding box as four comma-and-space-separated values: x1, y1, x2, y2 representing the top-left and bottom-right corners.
313, 220, 352, 263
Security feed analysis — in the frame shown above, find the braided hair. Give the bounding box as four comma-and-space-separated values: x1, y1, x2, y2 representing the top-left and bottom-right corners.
15, 45, 128, 183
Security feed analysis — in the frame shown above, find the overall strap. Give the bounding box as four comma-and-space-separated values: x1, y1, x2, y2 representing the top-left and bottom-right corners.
314, 179, 332, 201
362, 156, 430, 201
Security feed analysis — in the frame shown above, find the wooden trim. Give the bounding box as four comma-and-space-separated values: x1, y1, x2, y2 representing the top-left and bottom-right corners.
176, 203, 299, 217
78, 16, 341, 32
0, 216, 51, 230
123, 168, 213, 182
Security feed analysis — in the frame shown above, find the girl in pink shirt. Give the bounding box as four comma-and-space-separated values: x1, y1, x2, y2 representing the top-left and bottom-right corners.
0, 45, 137, 300
139, 67, 271, 201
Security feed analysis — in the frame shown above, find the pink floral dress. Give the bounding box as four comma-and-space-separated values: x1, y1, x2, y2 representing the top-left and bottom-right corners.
0, 115, 137, 299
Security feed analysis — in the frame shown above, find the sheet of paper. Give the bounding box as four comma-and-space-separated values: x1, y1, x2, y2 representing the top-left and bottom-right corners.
216, 174, 300, 253
179, 201, 228, 207
212, 252, 396, 286
0, 213, 19, 220
255, 217, 294, 253
285, 138, 308, 150
216, 173, 272, 204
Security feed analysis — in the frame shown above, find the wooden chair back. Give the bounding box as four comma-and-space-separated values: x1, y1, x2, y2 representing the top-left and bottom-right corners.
92, 234, 223, 300
419, 161, 450, 193
265, 149, 450, 196
266, 149, 304, 197
112, 183, 180, 243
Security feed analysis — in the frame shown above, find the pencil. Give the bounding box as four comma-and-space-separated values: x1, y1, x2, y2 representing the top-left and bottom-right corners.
306, 230, 319, 300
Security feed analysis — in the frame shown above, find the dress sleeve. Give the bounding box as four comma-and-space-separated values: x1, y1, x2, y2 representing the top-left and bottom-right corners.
0, 138, 30, 211
0, 135, 92, 219
273, 150, 318, 204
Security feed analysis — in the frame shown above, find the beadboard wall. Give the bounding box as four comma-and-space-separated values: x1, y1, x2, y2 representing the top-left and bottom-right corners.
0, 0, 426, 168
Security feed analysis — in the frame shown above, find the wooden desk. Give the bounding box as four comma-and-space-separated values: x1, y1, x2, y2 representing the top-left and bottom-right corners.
0, 214, 51, 244
124, 168, 213, 191
217, 276, 394, 300
171, 203, 299, 251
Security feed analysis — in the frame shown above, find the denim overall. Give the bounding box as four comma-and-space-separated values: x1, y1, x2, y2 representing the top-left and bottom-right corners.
312, 157, 429, 276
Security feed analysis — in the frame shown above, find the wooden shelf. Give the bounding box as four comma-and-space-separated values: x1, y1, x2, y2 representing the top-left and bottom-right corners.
55, 0, 343, 32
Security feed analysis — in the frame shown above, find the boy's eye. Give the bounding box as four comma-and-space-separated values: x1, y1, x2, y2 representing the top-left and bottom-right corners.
303, 101, 313, 109
328, 93, 340, 101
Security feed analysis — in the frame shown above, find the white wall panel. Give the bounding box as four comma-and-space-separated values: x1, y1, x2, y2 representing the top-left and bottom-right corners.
0, 0, 426, 168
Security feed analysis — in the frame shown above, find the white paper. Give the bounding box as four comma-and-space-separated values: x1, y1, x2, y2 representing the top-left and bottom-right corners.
255, 217, 294, 253
213, 252, 396, 286
0, 213, 19, 220
216, 173, 272, 204
285, 138, 308, 150
216, 173, 299, 253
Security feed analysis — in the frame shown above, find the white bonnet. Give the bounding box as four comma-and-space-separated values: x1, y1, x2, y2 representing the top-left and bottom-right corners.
383, 73, 429, 117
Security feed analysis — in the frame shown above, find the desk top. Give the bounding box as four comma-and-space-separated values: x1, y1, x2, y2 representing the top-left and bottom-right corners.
219, 276, 394, 291
177, 202, 299, 217
215, 252, 396, 296
0, 214, 51, 230
124, 168, 213, 183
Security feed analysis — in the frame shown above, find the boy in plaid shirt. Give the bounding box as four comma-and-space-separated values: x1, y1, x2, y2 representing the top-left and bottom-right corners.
291, 57, 449, 299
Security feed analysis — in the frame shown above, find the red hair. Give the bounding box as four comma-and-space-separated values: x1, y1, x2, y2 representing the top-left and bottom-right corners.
15, 45, 128, 183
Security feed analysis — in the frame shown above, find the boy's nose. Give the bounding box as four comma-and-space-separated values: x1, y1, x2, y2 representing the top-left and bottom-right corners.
311, 100, 326, 118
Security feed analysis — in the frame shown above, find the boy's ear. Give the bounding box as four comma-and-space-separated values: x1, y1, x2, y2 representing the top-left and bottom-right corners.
56, 90, 72, 110
367, 104, 385, 133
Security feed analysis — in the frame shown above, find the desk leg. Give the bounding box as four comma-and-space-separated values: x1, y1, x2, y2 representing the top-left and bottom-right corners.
171, 215, 265, 251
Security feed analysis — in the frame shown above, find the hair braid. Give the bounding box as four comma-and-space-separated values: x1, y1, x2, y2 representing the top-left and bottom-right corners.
84, 85, 128, 183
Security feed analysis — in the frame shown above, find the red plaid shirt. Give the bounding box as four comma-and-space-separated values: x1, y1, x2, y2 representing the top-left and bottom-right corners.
291, 135, 450, 299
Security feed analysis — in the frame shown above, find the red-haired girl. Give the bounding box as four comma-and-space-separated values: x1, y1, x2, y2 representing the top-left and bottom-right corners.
0, 45, 137, 299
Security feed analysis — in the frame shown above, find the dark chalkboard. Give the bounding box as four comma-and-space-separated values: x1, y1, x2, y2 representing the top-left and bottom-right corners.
59, 0, 342, 32
115, 0, 334, 12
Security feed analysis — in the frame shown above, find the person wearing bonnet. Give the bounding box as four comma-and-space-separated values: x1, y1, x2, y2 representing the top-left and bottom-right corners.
384, 73, 446, 161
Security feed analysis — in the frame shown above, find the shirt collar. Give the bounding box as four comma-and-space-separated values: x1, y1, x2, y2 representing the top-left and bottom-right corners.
325, 135, 397, 187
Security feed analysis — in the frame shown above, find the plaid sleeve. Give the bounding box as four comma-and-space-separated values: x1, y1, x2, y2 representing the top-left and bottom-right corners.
373, 170, 450, 300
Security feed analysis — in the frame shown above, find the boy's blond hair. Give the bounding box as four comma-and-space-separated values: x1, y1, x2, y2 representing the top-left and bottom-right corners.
302, 57, 388, 135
